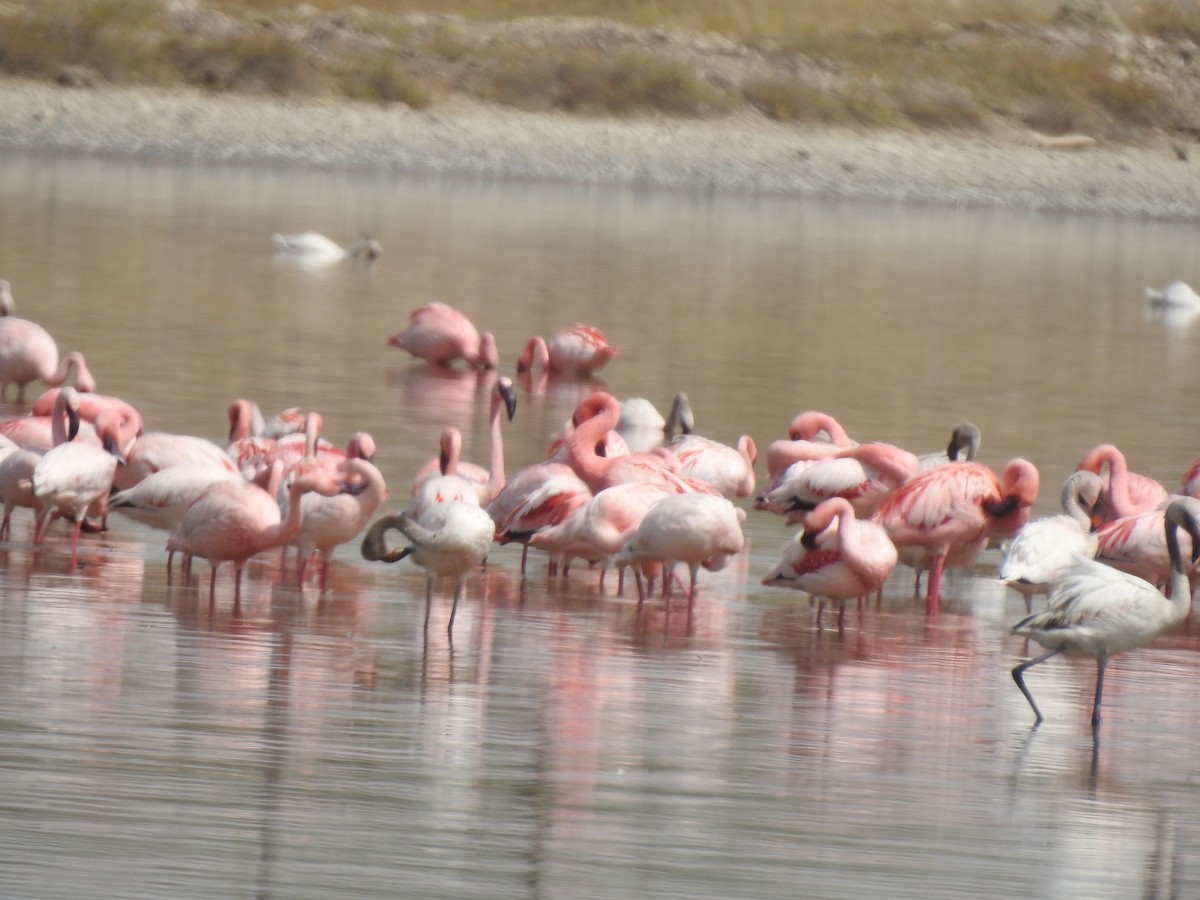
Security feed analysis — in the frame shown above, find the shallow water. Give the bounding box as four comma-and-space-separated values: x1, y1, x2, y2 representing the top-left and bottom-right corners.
1, 152, 1199, 898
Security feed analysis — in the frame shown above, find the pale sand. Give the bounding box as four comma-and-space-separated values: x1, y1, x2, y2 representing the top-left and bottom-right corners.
1, 78, 1198, 219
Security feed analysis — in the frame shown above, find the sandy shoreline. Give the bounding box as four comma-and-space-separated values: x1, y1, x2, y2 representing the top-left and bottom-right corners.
1, 78, 1198, 219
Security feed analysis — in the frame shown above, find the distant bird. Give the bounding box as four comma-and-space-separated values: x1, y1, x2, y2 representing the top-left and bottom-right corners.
516, 324, 617, 376
1144, 280, 1200, 308
999, 470, 1105, 611
762, 497, 898, 632
387, 302, 499, 369
612, 492, 746, 608
361, 500, 495, 636
0, 280, 96, 403
271, 232, 381, 264
1011, 499, 1200, 728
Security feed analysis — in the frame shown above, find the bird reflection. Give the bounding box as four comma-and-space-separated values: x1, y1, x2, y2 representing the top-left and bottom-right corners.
387, 364, 498, 431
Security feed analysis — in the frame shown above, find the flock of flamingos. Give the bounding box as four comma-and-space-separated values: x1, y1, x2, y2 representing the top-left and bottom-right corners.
2, 267, 1200, 733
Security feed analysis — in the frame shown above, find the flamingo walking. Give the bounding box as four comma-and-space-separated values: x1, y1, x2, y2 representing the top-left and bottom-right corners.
875, 458, 1040, 609
1011, 500, 1200, 728
387, 302, 499, 369
361, 500, 495, 636
612, 492, 746, 608
516, 324, 617, 376
999, 470, 1105, 611
762, 497, 898, 632
165, 458, 345, 601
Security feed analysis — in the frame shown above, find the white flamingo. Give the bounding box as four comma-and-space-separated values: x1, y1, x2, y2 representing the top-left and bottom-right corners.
1011, 499, 1200, 728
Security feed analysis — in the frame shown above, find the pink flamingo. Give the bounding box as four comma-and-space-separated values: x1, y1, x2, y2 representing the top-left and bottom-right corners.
999, 470, 1104, 612
408, 377, 516, 518
288, 456, 388, 590
0, 411, 101, 451
387, 302, 499, 370
762, 497, 898, 632
527, 480, 675, 585
516, 324, 617, 376
489, 463, 593, 573
0, 281, 96, 403
411, 427, 488, 495
31, 387, 122, 563
111, 431, 238, 491
166, 458, 345, 601
0, 434, 47, 540
1075, 443, 1167, 522
31, 388, 143, 457
612, 492, 746, 609
758, 442, 920, 521
874, 458, 1040, 610
563, 391, 709, 495
659, 396, 757, 497
765, 410, 857, 479
1092, 495, 1200, 591
361, 500, 496, 636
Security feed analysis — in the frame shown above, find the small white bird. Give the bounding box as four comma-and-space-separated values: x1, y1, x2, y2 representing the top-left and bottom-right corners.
1144, 280, 1200, 308
1011, 499, 1200, 729
361, 500, 495, 636
999, 470, 1104, 611
271, 232, 381, 265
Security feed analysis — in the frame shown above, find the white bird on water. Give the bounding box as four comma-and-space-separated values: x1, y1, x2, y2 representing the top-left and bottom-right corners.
271, 232, 382, 265
1011, 499, 1200, 729
1144, 280, 1200, 308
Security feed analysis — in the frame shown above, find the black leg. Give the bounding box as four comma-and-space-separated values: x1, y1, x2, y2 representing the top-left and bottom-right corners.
1091, 657, 1108, 728
1012, 647, 1063, 726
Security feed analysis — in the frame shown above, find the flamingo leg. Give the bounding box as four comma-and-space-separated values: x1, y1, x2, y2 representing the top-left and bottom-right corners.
837, 603, 847, 634
1092, 657, 1109, 728
319, 559, 331, 592
634, 569, 646, 607
520, 542, 529, 575
926, 552, 947, 613
449, 578, 463, 637
1012, 647, 1063, 726
687, 564, 699, 609
209, 565, 219, 600
815, 601, 825, 631
70, 518, 83, 566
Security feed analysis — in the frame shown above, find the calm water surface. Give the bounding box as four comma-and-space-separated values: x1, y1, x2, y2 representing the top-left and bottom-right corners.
1, 153, 1199, 898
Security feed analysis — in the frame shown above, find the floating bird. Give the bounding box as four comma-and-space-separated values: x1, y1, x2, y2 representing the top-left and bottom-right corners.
612, 492, 746, 608
361, 500, 495, 635
762, 496, 898, 632
271, 232, 381, 264
1011, 499, 1200, 728
1144, 280, 1200, 308
516, 324, 617, 376
0, 281, 96, 403
387, 302, 499, 369
999, 470, 1105, 611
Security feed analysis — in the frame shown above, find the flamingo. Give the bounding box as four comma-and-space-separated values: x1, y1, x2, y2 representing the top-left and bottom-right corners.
287, 456, 388, 590
31, 387, 122, 563
762, 497, 898, 632
612, 492, 746, 608
1011, 499, 1200, 728
31, 388, 143, 457
271, 232, 381, 264
917, 421, 983, 471
758, 442, 920, 521
1092, 494, 1200, 591
411, 427, 488, 495
526, 480, 675, 585
488, 463, 592, 573
874, 458, 1040, 609
0, 281, 96, 403
165, 458, 345, 601
563, 391, 707, 495
407, 377, 516, 517
516, 324, 617, 376
765, 410, 857, 479
387, 302, 499, 370
999, 470, 1105, 612
0, 444, 46, 541
361, 500, 495, 636
1075, 443, 1167, 522
658, 394, 757, 498
111, 431, 238, 491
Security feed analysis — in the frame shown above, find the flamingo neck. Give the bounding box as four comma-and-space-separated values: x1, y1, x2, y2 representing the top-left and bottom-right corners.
487, 391, 507, 496
517, 336, 550, 373
53, 352, 95, 394
566, 396, 621, 492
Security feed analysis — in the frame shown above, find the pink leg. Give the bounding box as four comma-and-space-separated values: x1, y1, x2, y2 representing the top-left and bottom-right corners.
70, 519, 83, 567
520, 543, 529, 575
926, 552, 946, 613
319, 559, 331, 592
634, 569, 647, 607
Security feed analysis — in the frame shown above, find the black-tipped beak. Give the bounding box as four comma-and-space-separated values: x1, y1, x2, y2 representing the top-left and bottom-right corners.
800, 530, 818, 550
501, 382, 517, 421
103, 434, 127, 464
